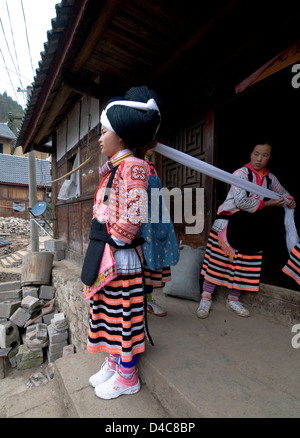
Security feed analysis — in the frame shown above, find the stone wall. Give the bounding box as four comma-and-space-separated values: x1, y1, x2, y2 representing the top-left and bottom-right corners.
52, 259, 89, 352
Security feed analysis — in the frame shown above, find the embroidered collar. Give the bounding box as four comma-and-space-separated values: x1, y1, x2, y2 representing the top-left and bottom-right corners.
245, 162, 270, 181
99, 149, 134, 178
109, 148, 134, 168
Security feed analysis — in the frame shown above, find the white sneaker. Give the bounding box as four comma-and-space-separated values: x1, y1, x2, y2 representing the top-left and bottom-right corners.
95, 369, 141, 400
147, 299, 167, 316
226, 299, 250, 317
89, 357, 116, 388
196, 299, 212, 318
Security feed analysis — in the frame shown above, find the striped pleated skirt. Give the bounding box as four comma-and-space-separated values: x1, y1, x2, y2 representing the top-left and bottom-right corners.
87, 247, 149, 363
143, 266, 171, 287
201, 228, 263, 292
282, 243, 300, 285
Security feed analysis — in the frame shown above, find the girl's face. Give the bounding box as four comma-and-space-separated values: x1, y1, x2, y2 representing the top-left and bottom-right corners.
250, 144, 272, 171
98, 127, 125, 157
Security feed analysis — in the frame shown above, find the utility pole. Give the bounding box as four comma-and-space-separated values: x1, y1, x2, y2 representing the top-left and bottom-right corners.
28, 150, 39, 252
13, 85, 39, 252
26, 86, 39, 252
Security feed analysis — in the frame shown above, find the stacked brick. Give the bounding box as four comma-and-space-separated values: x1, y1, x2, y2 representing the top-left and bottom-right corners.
47, 313, 69, 362
0, 277, 71, 374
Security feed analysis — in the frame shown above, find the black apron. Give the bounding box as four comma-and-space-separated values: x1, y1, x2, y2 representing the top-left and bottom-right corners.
220, 170, 271, 254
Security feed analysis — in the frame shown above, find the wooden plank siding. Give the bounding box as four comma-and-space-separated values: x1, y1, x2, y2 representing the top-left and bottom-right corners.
54, 125, 103, 261
0, 185, 47, 220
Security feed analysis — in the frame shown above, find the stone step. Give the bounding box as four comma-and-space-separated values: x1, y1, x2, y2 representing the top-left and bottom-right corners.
10, 253, 22, 262
0, 258, 11, 268
0, 281, 21, 292
16, 250, 29, 258
4, 256, 20, 267
0, 250, 29, 268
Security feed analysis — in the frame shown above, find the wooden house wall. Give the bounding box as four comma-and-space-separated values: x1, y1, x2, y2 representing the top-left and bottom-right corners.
53, 96, 104, 263
0, 184, 46, 219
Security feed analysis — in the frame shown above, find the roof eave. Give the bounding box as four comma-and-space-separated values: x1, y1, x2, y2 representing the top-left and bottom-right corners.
16, 0, 89, 153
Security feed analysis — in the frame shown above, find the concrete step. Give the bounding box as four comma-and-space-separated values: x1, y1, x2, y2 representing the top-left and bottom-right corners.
139, 292, 300, 418
2, 290, 300, 418
53, 350, 169, 418
2, 353, 168, 419
54, 291, 300, 418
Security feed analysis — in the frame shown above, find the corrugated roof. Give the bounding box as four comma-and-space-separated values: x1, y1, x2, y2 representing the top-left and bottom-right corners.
0, 154, 51, 187
0, 123, 17, 140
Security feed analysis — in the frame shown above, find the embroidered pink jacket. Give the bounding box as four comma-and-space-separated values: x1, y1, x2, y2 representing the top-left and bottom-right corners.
218, 162, 292, 216
93, 157, 149, 244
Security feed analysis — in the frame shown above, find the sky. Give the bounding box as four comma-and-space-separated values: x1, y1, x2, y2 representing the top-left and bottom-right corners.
0, 0, 58, 108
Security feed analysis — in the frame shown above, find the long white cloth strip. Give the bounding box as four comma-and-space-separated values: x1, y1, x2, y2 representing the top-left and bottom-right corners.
154, 142, 299, 253
284, 207, 300, 253
154, 143, 280, 200
100, 98, 161, 136
105, 98, 160, 113
100, 110, 115, 133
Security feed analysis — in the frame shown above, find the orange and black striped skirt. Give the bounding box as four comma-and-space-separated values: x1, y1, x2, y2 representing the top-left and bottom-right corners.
201, 228, 262, 292
87, 248, 152, 363
143, 266, 171, 287
282, 243, 300, 285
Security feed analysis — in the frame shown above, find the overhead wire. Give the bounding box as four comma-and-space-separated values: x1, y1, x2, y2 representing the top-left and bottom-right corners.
0, 0, 57, 108
0, 16, 23, 106
0, 45, 19, 103
0, 63, 32, 83
20, 0, 35, 78
0, 17, 23, 92
6, 0, 24, 90
0, 0, 36, 107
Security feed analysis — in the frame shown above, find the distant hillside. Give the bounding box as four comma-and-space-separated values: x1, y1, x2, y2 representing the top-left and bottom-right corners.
0, 92, 24, 136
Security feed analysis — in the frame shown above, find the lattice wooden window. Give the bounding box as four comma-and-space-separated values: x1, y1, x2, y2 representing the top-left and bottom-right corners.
163, 119, 205, 190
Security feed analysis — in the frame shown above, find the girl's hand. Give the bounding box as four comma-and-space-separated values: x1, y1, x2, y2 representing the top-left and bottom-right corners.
264, 197, 285, 208
287, 198, 296, 209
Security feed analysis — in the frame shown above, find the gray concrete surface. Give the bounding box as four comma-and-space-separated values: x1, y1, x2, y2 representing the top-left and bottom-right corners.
1, 288, 299, 418
141, 290, 300, 418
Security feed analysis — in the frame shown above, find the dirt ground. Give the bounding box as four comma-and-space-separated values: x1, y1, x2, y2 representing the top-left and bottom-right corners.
0, 217, 53, 417
0, 216, 31, 281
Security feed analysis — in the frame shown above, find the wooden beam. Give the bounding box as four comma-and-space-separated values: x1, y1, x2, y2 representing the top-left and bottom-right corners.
33, 85, 72, 145
62, 72, 102, 98
71, 0, 123, 74
32, 143, 52, 154
149, 0, 241, 82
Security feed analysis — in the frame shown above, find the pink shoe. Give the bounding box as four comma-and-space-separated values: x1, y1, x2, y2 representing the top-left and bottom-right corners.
95, 368, 141, 399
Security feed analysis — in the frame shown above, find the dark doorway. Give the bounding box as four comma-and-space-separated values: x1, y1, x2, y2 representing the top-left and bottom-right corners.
215, 67, 300, 290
